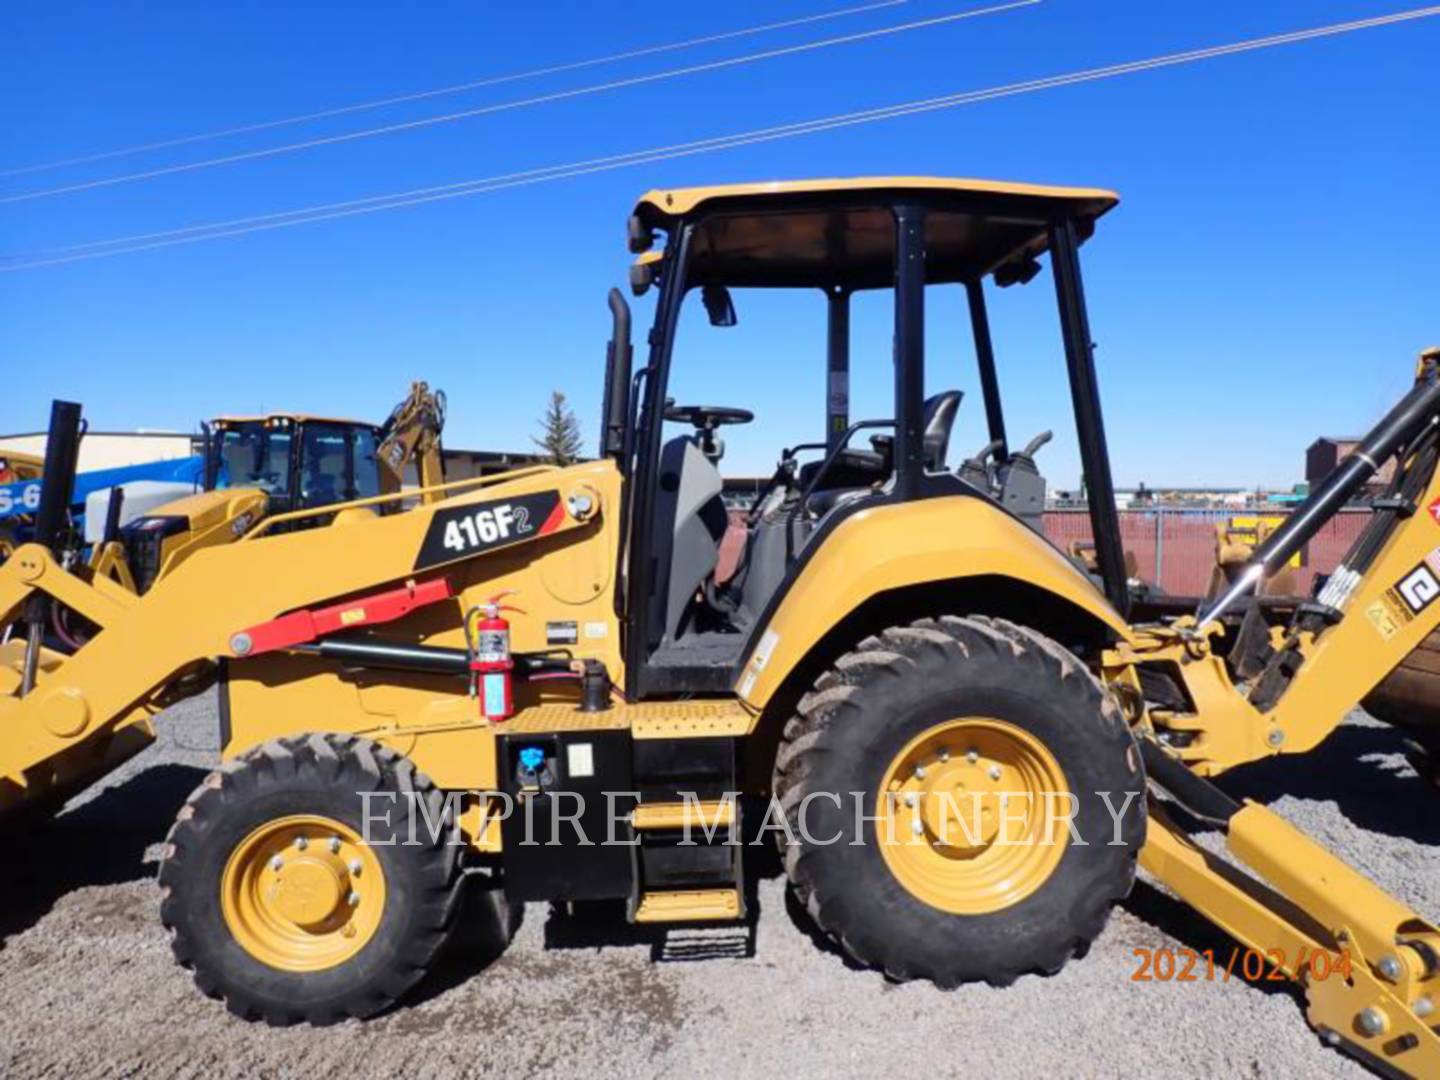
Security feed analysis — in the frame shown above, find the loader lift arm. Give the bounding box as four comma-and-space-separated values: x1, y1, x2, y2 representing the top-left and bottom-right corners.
0, 395, 585, 818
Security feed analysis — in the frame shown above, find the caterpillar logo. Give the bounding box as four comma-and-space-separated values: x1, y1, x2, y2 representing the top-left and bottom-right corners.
1397, 563, 1440, 615
413, 490, 564, 570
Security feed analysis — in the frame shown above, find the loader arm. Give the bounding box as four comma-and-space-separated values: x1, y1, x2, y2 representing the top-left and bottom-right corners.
0, 456, 615, 814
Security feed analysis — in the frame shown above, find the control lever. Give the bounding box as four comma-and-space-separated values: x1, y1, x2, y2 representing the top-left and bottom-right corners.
959, 438, 1004, 493
1006, 430, 1053, 476
995, 430, 1051, 533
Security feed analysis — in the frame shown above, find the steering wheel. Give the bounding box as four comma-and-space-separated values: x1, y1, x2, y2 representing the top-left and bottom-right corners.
663, 404, 754, 428
664, 404, 753, 463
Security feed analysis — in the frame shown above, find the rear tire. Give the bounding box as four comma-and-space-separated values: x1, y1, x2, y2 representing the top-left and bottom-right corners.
159, 733, 463, 1024
773, 615, 1144, 987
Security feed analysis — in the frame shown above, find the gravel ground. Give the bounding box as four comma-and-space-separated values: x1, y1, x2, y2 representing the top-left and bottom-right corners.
1, 696, 1434, 1079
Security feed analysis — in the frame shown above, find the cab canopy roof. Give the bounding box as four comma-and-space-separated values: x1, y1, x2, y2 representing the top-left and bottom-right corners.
212, 413, 371, 427
632, 176, 1118, 290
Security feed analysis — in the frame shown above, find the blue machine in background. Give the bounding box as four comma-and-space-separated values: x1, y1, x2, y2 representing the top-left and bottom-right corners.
0, 454, 204, 529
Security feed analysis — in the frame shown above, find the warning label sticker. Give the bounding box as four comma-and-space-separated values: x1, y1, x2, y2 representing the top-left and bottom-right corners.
1366, 599, 1401, 641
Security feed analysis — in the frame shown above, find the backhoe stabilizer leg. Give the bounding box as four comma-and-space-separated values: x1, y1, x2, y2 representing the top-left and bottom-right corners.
1142, 801, 1440, 1077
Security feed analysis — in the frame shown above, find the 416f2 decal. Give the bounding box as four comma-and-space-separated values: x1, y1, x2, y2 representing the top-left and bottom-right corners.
414, 490, 564, 570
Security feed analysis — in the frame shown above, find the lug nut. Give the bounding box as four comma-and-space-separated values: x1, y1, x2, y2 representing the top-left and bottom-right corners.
1416, 996, 1435, 1018
904, 793, 918, 808
938, 748, 950, 762
988, 765, 1002, 781
910, 821, 924, 836
329, 836, 342, 854
1358, 1008, 1387, 1037
348, 859, 364, 876
347, 892, 361, 907
294, 836, 308, 851
966, 749, 979, 763
270, 855, 284, 871
913, 765, 926, 780
1378, 954, 1403, 983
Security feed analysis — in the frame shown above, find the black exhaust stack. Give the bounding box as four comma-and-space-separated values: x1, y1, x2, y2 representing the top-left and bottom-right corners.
32, 400, 83, 555
20, 400, 85, 695
600, 288, 632, 460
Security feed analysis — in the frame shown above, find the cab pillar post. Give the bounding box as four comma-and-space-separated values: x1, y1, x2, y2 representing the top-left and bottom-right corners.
1049, 216, 1128, 617
965, 278, 1008, 460
825, 286, 851, 453
893, 205, 927, 498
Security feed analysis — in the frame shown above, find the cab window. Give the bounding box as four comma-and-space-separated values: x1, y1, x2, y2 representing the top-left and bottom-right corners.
351, 428, 382, 499
298, 424, 352, 508
214, 423, 291, 495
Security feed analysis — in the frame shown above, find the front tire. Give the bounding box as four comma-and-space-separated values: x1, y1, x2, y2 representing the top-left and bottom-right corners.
159, 733, 463, 1024
774, 615, 1144, 987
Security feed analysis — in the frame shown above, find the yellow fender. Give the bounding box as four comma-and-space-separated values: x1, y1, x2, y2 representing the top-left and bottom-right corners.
735, 495, 1132, 711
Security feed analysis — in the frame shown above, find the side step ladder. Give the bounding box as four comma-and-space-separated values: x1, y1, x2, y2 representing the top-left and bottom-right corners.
625, 697, 747, 931
630, 798, 743, 923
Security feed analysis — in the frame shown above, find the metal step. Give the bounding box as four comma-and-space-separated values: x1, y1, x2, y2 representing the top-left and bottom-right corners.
631, 799, 735, 831
633, 888, 743, 923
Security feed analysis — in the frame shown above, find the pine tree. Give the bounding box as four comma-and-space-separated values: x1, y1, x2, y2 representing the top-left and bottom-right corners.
533, 390, 585, 466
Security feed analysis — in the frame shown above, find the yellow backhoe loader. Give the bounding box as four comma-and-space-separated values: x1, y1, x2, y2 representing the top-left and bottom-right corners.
86, 381, 446, 594
4, 178, 1440, 1075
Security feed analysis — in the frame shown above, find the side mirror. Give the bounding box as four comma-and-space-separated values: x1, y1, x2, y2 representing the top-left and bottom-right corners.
994, 256, 1042, 288
702, 284, 737, 328
627, 214, 656, 254
629, 260, 654, 297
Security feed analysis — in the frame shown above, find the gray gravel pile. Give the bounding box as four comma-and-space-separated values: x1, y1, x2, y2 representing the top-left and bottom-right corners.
1, 697, 1431, 1078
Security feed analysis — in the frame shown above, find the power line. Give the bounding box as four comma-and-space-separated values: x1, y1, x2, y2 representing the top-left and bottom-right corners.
7, 4, 1438, 272
0, 0, 1037, 205
0, 0, 911, 179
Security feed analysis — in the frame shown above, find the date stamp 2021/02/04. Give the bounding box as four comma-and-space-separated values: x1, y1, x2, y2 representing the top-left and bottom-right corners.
1131, 947, 1354, 984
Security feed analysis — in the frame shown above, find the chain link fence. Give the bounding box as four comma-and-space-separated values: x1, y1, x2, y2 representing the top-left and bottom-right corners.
1043, 507, 1369, 596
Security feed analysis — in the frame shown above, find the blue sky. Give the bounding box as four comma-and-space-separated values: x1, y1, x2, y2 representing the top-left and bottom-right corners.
2, 0, 1437, 488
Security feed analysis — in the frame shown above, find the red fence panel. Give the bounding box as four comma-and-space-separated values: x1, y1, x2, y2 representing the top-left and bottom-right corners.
1042, 508, 1369, 596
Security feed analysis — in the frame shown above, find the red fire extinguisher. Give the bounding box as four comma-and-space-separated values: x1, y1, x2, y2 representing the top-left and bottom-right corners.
466, 592, 522, 723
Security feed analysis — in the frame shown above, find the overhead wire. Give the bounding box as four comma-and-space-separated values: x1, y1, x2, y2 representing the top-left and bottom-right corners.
0, 0, 1041, 205
0, 0, 912, 179
6, 4, 1438, 272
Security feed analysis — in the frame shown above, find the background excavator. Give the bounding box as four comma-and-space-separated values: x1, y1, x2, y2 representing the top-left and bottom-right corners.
85, 381, 447, 596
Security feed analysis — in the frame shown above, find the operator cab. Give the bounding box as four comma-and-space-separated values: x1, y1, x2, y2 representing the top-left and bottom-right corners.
204, 414, 384, 516
600, 178, 1124, 698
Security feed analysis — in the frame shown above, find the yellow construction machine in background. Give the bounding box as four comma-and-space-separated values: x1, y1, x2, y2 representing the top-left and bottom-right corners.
85, 381, 447, 595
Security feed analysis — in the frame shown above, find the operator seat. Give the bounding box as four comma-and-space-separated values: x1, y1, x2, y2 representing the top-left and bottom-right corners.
646, 434, 730, 649
804, 390, 963, 516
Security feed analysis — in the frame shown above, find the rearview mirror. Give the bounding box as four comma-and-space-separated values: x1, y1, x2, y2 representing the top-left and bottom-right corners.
629, 261, 654, 297
702, 284, 737, 328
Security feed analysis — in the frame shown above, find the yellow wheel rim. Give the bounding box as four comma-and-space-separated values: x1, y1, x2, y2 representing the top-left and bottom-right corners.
221, 814, 386, 973
877, 718, 1070, 915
